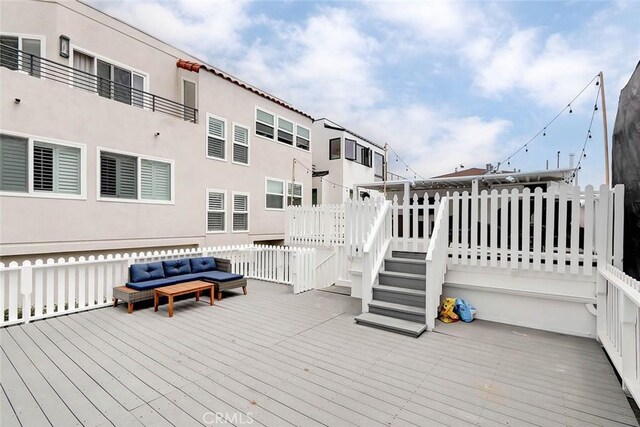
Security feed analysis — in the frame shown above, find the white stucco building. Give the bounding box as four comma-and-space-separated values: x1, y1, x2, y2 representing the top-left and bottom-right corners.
310, 119, 388, 205
0, 0, 313, 260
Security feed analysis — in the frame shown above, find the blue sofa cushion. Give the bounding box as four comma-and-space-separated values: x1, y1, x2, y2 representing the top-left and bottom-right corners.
199, 271, 244, 283
190, 257, 217, 273
126, 273, 204, 291
162, 259, 192, 277
130, 262, 165, 283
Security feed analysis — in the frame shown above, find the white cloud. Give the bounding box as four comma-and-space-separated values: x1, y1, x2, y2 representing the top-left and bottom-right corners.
233, 7, 382, 118
90, 0, 251, 59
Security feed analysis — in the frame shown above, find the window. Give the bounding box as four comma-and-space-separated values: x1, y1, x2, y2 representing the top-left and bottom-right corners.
207, 190, 226, 232
232, 124, 249, 165
100, 152, 137, 199
345, 139, 356, 161
33, 142, 81, 194
277, 118, 294, 145
207, 115, 226, 160
329, 138, 341, 160
296, 126, 310, 151
345, 138, 372, 167
232, 193, 249, 232
287, 182, 303, 206
0, 134, 28, 192
0, 35, 42, 77
266, 178, 284, 209
71, 51, 146, 108
141, 159, 171, 201
0, 134, 83, 197
374, 152, 385, 180
73, 50, 96, 92
256, 109, 275, 139
183, 79, 196, 122
100, 150, 172, 202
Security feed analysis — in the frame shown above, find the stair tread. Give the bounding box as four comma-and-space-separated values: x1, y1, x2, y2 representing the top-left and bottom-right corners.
369, 300, 426, 315
385, 257, 426, 264
374, 285, 426, 296
379, 270, 426, 280
355, 312, 427, 335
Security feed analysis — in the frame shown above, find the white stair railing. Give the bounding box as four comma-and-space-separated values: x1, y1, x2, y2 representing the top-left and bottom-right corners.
345, 198, 384, 257
425, 196, 450, 331
597, 264, 640, 402
361, 201, 392, 313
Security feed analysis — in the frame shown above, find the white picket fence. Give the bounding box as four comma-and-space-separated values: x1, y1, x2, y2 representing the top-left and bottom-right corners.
0, 244, 316, 327
286, 204, 345, 246
391, 192, 442, 252
597, 264, 640, 402
449, 184, 623, 275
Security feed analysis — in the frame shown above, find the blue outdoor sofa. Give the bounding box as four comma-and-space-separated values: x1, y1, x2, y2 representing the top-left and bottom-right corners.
113, 257, 247, 313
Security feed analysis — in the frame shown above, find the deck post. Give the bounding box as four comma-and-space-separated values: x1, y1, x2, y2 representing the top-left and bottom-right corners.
595, 184, 609, 341
621, 294, 637, 394
19, 261, 33, 324
403, 181, 410, 251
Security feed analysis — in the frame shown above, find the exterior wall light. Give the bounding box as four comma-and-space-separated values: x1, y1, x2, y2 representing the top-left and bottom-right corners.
59, 35, 70, 58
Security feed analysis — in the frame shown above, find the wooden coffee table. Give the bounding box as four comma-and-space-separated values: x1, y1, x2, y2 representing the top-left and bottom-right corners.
154, 280, 214, 317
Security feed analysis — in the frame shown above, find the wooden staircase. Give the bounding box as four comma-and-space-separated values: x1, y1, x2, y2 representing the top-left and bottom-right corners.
355, 251, 428, 337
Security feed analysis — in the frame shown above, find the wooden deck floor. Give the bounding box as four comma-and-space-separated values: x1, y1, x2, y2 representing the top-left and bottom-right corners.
1, 280, 637, 427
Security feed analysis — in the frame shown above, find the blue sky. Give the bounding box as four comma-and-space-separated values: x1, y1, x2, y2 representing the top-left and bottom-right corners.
91, 0, 640, 185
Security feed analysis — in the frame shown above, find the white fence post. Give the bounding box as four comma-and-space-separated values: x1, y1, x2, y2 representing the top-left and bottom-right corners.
20, 261, 32, 323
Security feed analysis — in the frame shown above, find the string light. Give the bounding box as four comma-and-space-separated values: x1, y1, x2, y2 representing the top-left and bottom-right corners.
567, 87, 601, 184
386, 144, 427, 181
493, 74, 599, 173
294, 158, 353, 192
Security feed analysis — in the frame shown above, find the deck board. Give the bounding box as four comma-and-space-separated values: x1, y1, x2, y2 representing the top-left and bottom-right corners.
1, 280, 637, 427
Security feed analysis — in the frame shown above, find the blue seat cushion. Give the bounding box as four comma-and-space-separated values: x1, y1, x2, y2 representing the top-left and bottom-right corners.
130, 262, 165, 283
162, 259, 192, 277
198, 271, 244, 283
190, 257, 217, 273
126, 273, 204, 291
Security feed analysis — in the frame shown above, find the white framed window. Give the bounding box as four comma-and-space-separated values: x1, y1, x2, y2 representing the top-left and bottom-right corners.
207, 114, 226, 161
374, 152, 385, 181
232, 123, 249, 165
232, 192, 249, 232
0, 132, 85, 199
255, 108, 275, 140
98, 148, 173, 203
277, 117, 294, 145
287, 182, 303, 206
0, 33, 45, 78
69, 47, 148, 108
296, 125, 310, 151
265, 178, 285, 210
182, 78, 197, 122
207, 189, 226, 233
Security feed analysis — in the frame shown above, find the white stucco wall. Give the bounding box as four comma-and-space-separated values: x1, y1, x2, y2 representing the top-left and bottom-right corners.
0, 0, 312, 258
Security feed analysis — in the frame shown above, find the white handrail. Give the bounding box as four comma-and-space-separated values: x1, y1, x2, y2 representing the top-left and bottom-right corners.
597, 264, 640, 402
361, 201, 392, 312
425, 196, 450, 331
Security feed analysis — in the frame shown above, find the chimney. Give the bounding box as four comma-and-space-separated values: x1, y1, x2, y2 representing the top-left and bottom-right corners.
485, 163, 493, 173
569, 153, 575, 169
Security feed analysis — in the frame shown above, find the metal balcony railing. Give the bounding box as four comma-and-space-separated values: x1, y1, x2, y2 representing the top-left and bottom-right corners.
0, 44, 198, 123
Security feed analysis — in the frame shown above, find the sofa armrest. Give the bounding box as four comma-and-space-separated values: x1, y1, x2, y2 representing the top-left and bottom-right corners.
214, 257, 231, 273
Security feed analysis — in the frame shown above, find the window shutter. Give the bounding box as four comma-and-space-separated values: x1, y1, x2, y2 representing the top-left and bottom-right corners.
233, 126, 249, 164
33, 144, 54, 192
100, 155, 117, 196
56, 146, 81, 194
117, 155, 137, 199
207, 191, 225, 231
0, 135, 28, 192
208, 117, 224, 138
233, 194, 248, 231
141, 159, 171, 201
208, 117, 225, 159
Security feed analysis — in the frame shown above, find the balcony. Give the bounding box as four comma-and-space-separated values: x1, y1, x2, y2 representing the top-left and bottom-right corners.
0, 44, 198, 123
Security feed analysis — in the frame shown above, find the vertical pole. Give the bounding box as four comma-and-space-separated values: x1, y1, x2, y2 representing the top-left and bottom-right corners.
383, 143, 388, 196
403, 181, 410, 251
599, 71, 611, 187
290, 159, 296, 206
